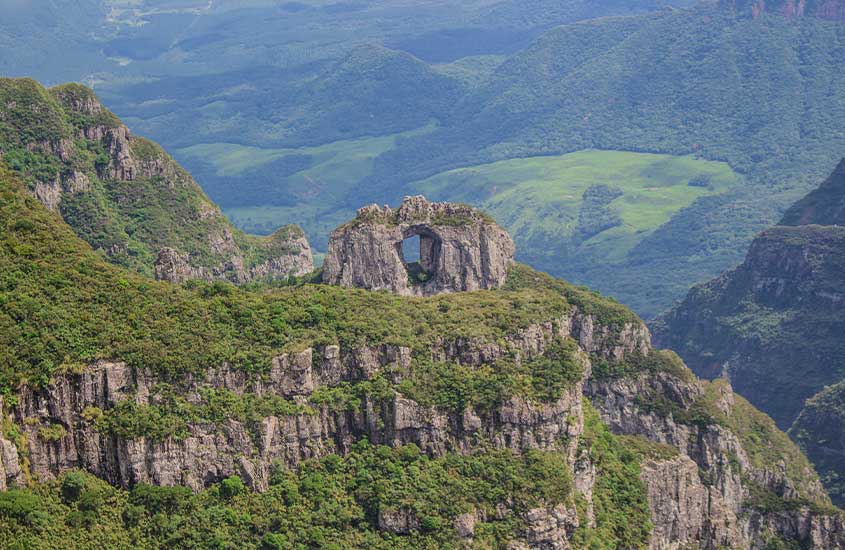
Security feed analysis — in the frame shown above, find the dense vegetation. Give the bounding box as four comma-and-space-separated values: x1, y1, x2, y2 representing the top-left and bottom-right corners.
0, 162, 660, 545
0, 77, 307, 279
0, 424, 661, 550
0, 442, 577, 549
654, 161, 845, 504
0, 160, 644, 396
573, 403, 653, 547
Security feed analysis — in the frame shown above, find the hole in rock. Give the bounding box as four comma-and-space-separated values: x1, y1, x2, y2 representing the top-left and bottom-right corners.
402, 234, 421, 263
399, 231, 441, 285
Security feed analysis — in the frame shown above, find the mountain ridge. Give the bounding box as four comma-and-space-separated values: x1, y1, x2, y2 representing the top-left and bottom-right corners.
653, 158, 845, 504
0, 77, 313, 283
0, 125, 843, 546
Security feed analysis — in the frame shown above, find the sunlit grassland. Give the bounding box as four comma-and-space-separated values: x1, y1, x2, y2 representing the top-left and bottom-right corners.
415, 150, 744, 261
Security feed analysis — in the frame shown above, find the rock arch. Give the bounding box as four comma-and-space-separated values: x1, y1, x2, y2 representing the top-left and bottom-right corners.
322, 196, 515, 296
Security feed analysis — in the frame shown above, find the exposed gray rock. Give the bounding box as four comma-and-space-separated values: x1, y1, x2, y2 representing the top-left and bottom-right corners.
522, 504, 579, 549
454, 511, 477, 539
33, 176, 62, 211
1, 303, 841, 548
154, 227, 313, 285
323, 195, 515, 296
640, 455, 713, 550
588, 369, 842, 549
379, 507, 420, 535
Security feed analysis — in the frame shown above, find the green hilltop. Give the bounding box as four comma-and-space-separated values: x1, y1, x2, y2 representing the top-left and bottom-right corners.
0, 78, 310, 282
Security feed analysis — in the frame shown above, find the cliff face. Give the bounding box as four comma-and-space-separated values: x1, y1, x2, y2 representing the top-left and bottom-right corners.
2, 298, 842, 547
653, 159, 845, 506
588, 370, 844, 549
0, 78, 312, 283
323, 195, 515, 296
1, 310, 639, 492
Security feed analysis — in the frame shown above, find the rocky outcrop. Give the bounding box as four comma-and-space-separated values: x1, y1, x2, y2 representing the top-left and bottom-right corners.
639, 455, 711, 550
154, 228, 313, 285
323, 195, 515, 296
0, 77, 314, 284
653, 160, 845, 506
588, 368, 845, 549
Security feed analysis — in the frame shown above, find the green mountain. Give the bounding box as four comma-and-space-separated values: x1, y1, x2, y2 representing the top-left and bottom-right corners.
0, 88, 842, 547
653, 159, 845, 504
90, 3, 845, 317
0, 78, 312, 283
355, 6, 845, 317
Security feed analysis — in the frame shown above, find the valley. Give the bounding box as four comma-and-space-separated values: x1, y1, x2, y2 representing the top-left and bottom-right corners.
2, 1, 845, 547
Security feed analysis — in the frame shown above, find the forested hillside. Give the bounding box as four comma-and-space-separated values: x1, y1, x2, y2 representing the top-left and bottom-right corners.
0, 78, 312, 283
653, 159, 845, 504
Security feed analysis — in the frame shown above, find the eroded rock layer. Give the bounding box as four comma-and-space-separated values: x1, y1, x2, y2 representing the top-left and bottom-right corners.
2, 303, 842, 548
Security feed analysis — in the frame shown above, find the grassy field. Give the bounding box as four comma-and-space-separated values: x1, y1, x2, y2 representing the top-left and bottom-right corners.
415, 150, 744, 262
176, 124, 436, 248
175, 145, 743, 271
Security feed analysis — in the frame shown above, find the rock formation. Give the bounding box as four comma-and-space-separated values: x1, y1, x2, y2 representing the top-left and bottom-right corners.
0, 78, 314, 284
322, 195, 515, 296
2, 300, 843, 548
154, 227, 314, 284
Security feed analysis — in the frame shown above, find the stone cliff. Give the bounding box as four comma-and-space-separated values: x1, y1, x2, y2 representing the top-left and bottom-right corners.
0, 77, 313, 283
653, 159, 845, 506
322, 195, 515, 296
2, 296, 842, 548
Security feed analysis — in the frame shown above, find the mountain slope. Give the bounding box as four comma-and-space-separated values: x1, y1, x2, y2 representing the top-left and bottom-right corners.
781, 157, 845, 226
0, 157, 843, 547
0, 77, 312, 283
346, 6, 845, 316
653, 159, 845, 504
